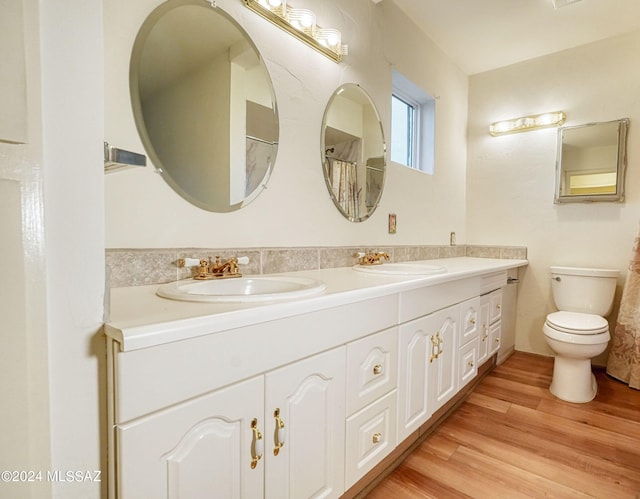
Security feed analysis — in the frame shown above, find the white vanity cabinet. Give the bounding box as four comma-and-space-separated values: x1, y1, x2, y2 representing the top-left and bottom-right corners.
478, 288, 503, 365
344, 327, 398, 488
107, 294, 398, 499
115, 347, 346, 499
106, 259, 525, 498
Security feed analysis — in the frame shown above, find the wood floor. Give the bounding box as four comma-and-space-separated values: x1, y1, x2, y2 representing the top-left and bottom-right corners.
366, 352, 640, 499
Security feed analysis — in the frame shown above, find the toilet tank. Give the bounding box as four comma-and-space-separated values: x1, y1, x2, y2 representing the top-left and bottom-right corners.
550, 266, 619, 316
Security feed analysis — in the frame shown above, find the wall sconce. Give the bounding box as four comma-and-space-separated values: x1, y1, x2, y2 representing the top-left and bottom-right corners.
489, 111, 566, 136
243, 0, 347, 62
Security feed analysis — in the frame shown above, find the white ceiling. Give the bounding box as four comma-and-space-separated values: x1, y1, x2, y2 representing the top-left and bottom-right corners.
390, 0, 640, 75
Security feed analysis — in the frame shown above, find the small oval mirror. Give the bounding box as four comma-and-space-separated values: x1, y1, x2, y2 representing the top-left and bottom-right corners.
130, 0, 279, 212
555, 118, 629, 203
321, 84, 386, 222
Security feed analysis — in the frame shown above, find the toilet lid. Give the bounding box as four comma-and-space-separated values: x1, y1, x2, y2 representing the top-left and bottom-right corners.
546, 311, 609, 334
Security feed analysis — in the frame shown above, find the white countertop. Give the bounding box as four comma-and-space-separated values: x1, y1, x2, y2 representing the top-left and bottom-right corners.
105, 257, 527, 351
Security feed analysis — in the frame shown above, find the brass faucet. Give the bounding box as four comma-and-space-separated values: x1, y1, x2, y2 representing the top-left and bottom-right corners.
178, 256, 248, 279
355, 251, 390, 266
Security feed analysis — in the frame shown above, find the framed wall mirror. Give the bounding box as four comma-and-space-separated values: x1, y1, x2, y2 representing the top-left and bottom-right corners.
130, 0, 279, 212
321, 84, 386, 222
555, 118, 629, 203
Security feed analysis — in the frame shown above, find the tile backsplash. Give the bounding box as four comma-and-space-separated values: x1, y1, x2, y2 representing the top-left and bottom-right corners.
106, 245, 527, 288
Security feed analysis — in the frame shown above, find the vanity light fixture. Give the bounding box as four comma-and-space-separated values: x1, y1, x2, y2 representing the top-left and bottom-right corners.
243, 0, 347, 62
489, 111, 566, 136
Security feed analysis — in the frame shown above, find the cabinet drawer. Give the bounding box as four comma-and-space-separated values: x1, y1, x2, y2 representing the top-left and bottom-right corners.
480, 271, 507, 295
458, 341, 478, 389
346, 327, 398, 415
399, 277, 481, 323
459, 297, 480, 347
489, 290, 502, 324
345, 390, 397, 489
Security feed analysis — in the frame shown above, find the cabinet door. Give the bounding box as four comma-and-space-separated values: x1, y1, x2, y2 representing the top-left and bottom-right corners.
397, 304, 459, 440
477, 294, 491, 364
264, 347, 346, 499
428, 305, 459, 414
397, 316, 432, 442
488, 320, 501, 357
116, 376, 264, 499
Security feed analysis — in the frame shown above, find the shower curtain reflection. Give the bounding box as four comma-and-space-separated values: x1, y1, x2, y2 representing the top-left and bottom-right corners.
327, 158, 360, 219
607, 224, 640, 389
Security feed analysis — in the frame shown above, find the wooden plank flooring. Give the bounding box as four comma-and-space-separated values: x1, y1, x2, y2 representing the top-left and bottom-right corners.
366, 352, 640, 498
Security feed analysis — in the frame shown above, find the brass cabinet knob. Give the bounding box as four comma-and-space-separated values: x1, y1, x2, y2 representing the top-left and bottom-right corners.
373, 364, 383, 375
372, 432, 382, 444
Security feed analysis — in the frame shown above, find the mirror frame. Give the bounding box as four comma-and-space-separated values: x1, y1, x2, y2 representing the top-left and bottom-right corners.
129, 0, 279, 212
321, 83, 386, 222
554, 118, 630, 204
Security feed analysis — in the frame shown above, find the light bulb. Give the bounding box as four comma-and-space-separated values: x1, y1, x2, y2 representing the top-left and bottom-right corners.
288, 8, 316, 33
317, 28, 341, 49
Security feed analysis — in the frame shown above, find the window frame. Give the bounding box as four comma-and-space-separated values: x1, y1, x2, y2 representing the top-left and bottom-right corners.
391, 69, 435, 175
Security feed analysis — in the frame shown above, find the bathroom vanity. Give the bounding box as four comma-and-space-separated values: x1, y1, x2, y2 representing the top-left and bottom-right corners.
104, 257, 526, 498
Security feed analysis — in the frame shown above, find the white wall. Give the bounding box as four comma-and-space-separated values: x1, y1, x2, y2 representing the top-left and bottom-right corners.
104, 0, 468, 248
467, 30, 640, 361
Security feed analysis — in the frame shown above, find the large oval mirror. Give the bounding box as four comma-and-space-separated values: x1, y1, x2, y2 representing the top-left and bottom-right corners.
130, 0, 279, 212
321, 84, 386, 222
555, 118, 629, 203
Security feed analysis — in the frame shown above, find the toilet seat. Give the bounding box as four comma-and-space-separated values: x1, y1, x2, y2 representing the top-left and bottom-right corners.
544, 311, 610, 345
545, 311, 608, 334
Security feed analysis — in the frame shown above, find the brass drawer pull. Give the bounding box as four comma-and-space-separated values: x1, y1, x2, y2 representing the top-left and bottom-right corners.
372, 432, 382, 444
273, 408, 286, 456
250, 418, 264, 469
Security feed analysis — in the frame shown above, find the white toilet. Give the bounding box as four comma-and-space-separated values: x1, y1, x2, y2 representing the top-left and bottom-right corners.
543, 266, 619, 403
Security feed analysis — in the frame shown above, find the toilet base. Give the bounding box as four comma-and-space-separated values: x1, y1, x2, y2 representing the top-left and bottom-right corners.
549, 356, 598, 403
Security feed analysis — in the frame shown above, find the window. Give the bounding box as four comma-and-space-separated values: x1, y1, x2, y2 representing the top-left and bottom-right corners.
391, 70, 435, 174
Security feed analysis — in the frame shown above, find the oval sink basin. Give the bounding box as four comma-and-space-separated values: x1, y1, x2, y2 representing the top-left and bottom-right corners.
157, 276, 327, 303
353, 262, 447, 276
